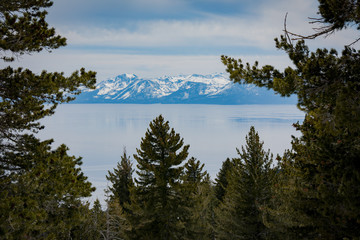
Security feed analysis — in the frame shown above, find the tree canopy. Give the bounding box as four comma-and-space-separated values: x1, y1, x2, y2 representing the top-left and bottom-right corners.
0, 1, 97, 238
215, 126, 274, 240
125, 115, 190, 240
0, 0, 66, 61
221, 0, 360, 238
106, 149, 134, 209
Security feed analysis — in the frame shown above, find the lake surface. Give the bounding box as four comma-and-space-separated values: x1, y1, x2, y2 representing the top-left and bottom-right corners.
38, 104, 304, 205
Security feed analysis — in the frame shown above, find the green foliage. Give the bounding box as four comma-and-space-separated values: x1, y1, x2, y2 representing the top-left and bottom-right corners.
223, 41, 360, 239
221, 1, 360, 237
125, 115, 190, 240
106, 148, 134, 209
261, 150, 312, 239
79, 199, 107, 240
0, 0, 66, 61
0, 67, 96, 171
0, 1, 97, 239
102, 201, 127, 240
215, 126, 274, 240
183, 157, 207, 184
214, 158, 234, 203
182, 157, 215, 239
0, 138, 95, 239
0, 0, 96, 173
318, 0, 360, 30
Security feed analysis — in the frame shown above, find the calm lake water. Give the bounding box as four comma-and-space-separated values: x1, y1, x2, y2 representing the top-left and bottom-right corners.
38, 104, 304, 205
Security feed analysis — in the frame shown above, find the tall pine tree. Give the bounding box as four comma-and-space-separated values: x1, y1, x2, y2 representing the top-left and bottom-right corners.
215, 126, 274, 240
0, 1, 96, 238
106, 148, 134, 209
0, 140, 95, 239
182, 157, 214, 240
214, 158, 234, 203
125, 115, 190, 240
221, 0, 360, 237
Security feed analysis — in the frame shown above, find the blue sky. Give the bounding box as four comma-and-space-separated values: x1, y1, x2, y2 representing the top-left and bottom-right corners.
8, 0, 359, 81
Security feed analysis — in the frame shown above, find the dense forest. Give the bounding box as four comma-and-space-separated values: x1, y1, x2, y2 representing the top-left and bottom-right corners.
1, 0, 360, 239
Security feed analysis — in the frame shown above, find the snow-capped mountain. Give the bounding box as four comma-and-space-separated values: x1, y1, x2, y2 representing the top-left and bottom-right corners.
73, 73, 296, 104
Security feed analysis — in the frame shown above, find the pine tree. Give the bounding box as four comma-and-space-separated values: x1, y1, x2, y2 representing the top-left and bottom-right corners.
0, 139, 95, 239
183, 157, 207, 184
125, 115, 190, 240
0, 1, 96, 238
106, 148, 134, 209
104, 149, 134, 239
215, 126, 274, 240
0, 0, 66, 62
299, 0, 360, 41
221, 1, 360, 237
89, 199, 107, 240
0, 1, 96, 157
182, 157, 214, 240
70, 199, 106, 240
214, 158, 234, 203
102, 201, 127, 240
0, 0, 96, 172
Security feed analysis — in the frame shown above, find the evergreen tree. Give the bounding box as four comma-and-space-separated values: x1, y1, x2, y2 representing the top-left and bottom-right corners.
70, 199, 106, 240
214, 158, 234, 203
182, 157, 214, 240
102, 201, 127, 240
183, 157, 207, 184
89, 199, 107, 240
125, 115, 190, 240
106, 148, 134, 209
290, 0, 360, 42
215, 126, 274, 240
0, 140, 95, 239
0, 0, 66, 62
0, 1, 96, 238
104, 149, 134, 239
0, 1, 95, 157
221, 1, 360, 237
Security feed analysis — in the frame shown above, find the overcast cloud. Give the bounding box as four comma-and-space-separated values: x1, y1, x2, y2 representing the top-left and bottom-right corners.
6, 0, 359, 81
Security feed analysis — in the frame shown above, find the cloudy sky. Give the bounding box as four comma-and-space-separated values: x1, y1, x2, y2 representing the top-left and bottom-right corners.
8, 0, 359, 81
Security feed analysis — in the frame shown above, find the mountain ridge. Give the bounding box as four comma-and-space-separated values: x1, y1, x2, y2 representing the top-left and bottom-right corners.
73, 73, 297, 105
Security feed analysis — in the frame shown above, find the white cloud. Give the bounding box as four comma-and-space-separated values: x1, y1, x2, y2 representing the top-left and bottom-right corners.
60, 18, 273, 49
8, 49, 292, 81
10, 0, 359, 80
58, 17, 283, 53
57, 0, 358, 53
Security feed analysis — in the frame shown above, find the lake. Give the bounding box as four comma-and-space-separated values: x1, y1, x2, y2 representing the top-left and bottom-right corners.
38, 104, 304, 205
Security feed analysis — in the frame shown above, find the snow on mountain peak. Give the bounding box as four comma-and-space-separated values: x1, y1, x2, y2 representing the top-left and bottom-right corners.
93, 73, 230, 99
124, 73, 137, 79
74, 72, 297, 105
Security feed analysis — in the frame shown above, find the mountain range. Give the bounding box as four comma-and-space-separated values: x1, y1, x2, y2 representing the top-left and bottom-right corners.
73, 73, 297, 104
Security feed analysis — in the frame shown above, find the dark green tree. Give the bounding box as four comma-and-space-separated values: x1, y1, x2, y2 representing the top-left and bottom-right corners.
0, 1, 96, 238
288, 0, 360, 44
0, 0, 96, 172
0, 140, 95, 239
221, 1, 360, 238
182, 157, 214, 240
125, 115, 190, 240
106, 148, 134, 209
0, 0, 66, 62
215, 126, 274, 240
70, 199, 106, 240
87, 199, 107, 240
183, 157, 207, 184
214, 158, 233, 203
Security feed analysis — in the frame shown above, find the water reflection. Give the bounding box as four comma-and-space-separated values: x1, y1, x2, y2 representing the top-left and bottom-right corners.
38, 104, 304, 204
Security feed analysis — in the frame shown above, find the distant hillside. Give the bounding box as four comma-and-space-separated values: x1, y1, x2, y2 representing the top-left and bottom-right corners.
73, 73, 297, 104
